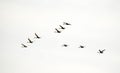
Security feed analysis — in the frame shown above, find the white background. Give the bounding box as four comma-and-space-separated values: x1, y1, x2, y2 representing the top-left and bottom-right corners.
0, 0, 120, 73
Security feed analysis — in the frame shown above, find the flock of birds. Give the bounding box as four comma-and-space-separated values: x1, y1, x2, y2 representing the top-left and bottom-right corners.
21, 33, 40, 48
21, 22, 106, 54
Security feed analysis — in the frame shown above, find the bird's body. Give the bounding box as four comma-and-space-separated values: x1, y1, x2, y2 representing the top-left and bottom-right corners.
63, 22, 71, 25
79, 45, 84, 48
21, 44, 27, 48
35, 33, 40, 39
28, 38, 33, 43
55, 28, 61, 33
59, 25, 65, 29
98, 49, 105, 54
62, 44, 68, 47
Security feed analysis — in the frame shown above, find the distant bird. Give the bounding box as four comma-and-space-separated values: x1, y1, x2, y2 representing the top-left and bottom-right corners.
55, 28, 61, 33
35, 33, 40, 39
59, 25, 65, 29
21, 44, 27, 48
79, 45, 84, 48
63, 22, 71, 25
27, 38, 33, 43
62, 44, 68, 47
98, 49, 105, 54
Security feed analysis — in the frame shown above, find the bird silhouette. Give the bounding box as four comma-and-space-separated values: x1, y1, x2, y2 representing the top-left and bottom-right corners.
98, 49, 105, 54
55, 28, 61, 33
59, 25, 65, 29
63, 22, 71, 25
35, 33, 40, 39
79, 45, 84, 48
27, 38, 33, 43
21, 44, 27, 48
62, 44, 68, 47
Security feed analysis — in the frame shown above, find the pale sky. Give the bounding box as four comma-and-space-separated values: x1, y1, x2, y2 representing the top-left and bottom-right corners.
0, 0, 120, 73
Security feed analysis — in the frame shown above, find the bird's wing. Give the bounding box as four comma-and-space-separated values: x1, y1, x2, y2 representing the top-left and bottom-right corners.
103, 49, 106, 51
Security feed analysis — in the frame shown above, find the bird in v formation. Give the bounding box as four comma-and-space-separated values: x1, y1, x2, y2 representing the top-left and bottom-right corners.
59, 25, 65, 29
21, 44, 27, 48
63, 22, 71, 25
55, 28, 61, 33
62, 44, 68, 47
27, 38, 33, 43
79, 45, 84, 48
35, 33, 40, 39
97, 49, 106, 54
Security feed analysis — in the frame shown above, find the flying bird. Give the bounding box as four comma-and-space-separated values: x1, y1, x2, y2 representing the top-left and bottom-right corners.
21, 44, 27, 48
79, 45, 84, 48
62, 44, 68, 47
35, 33, 40, 39
55, 28, 61, 33
59, 25, 65, 29
27, 38, 33, 43
97, 49, 105, 54
63, 22, 71, 25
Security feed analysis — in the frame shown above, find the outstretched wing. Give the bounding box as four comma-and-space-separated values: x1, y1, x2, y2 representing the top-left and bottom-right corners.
35, 33, 38, 36
102, 49, 106, 52
28, 38, 30, 41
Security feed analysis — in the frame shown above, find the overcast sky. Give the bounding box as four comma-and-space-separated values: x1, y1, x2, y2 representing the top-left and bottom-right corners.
0, 0, 120, 73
